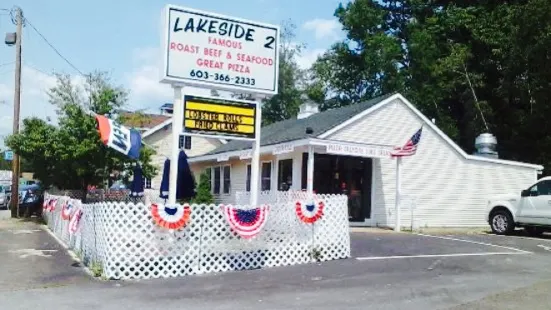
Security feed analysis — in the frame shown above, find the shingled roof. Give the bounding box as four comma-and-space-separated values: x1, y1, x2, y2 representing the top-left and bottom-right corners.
119, 111, 170, 129
204, 93, 396, 155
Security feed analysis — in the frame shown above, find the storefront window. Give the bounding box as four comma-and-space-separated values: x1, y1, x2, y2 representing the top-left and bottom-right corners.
213, 167, 221, 194
246, 164, 251, 192
223, 166, 231, 194
278, 159, 293, 191
261, 162, 272, 191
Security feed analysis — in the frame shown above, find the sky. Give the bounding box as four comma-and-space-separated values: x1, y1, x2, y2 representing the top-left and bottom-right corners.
0, 0, 347, 148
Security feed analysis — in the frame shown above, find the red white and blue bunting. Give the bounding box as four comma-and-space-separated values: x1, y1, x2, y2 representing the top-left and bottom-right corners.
43, 198, 51, 211
223, 205, 269, 239
61, 199, 76, 221
69, 208, 83, 235
295, 200, 324, 224
151, 203, 191, 230
44, 198, 57, 213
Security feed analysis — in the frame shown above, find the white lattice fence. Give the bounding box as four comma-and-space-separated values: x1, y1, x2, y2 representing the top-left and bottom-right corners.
43, 192, 350, 280
235, 190, 320, 205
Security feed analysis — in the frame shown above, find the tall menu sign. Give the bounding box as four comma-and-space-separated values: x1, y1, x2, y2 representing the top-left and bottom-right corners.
160, 5, 280, 205
160, 6, 279, 95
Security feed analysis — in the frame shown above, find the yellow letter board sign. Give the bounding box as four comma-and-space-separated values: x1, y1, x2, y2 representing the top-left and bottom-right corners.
183, 95, 257, 140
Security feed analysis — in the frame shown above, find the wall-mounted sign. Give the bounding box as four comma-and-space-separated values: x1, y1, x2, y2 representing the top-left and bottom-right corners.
239, 150, 252, 160
217, 154, 229, 162
4, 150, 13, 161
183, 95, 257, 140
160, 5, 280, 95
326, 143, 392, 159
272, 143, 294, 155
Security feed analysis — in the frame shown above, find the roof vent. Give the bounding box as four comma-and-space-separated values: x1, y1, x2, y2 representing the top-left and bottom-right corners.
160, 103, 173, 115
297, 95, 319, 120
474, 133, 498, 158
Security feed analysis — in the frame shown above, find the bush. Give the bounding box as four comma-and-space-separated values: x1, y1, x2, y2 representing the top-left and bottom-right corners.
187, 170, 214, 205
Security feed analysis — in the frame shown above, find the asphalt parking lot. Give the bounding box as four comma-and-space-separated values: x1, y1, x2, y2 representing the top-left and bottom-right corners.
2, 222, 551, 309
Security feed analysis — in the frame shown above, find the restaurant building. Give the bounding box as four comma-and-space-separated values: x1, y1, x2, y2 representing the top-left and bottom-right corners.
186, 93, 543, 228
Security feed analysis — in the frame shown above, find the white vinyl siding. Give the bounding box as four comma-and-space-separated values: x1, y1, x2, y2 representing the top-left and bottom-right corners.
328, 98, 538, 228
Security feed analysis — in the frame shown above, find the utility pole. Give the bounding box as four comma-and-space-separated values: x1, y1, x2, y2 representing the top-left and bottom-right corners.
9, 7, 22, 218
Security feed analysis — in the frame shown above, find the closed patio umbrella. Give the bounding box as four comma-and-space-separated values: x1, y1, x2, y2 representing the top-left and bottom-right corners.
158, 151, 196, 201
177, 150, 196, 201
159, 158, 170, 199
130, 164, 144, 198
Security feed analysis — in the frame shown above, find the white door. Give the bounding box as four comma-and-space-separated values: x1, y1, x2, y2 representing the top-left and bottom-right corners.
518, 180, 551, 225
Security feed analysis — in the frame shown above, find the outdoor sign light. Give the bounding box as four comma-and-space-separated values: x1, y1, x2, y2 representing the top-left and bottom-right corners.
159, 4, 280, 206
4, 32, 16, 46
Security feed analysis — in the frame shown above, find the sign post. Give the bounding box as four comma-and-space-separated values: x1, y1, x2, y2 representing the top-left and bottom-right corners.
168, 85, 185, 204
160, 4, 279, 206
249, 100, 262, 206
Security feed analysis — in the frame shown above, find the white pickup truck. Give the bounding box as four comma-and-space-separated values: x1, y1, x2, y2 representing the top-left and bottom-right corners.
487, 176, 551, 236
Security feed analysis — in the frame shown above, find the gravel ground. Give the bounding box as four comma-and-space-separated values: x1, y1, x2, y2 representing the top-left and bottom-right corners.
450, 279, 551, 310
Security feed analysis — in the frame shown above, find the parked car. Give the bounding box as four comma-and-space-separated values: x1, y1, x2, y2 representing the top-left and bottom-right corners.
16, 184, 44, 217
0, 185, 9, 210
487, 176, 551, 236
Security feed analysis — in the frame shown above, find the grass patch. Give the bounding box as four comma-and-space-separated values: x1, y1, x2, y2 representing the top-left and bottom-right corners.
89, 261, 104, 278
310, 246, 322, 262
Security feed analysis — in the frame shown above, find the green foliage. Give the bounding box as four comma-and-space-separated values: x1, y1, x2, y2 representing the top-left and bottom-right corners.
308, 0, 551, 173
5, 71, 156, 196
89, 260, 104, 278
189, 170, 214, 204
0, 151, 11, 170
261, 20, 306, 125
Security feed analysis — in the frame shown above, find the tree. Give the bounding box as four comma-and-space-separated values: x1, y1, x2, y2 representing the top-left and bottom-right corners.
189, 170, 214, 204
260, 20, 306, 125
5, 71, 156, 200
0, 152, 11, 170
228, 20, 307, 125
309, 1, 551, 172
4, 118, 59, 187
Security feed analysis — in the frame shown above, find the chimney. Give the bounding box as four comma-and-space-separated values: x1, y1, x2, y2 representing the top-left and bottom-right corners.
474, 133, 498, 158
297, 95, 319, 119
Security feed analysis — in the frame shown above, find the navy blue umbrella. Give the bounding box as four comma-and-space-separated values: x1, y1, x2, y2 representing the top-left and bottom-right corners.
177, 150, 196, 200
159, 158, 170, 199
159, 151, 196, 201
130, 164, 144, 198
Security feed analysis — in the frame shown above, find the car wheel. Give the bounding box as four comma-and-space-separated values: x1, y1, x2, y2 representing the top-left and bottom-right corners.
525, 226, 544, 237
490, 210, 515, 235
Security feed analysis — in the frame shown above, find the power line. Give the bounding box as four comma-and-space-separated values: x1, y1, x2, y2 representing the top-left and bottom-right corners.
22, 61, 54, 76
0, 62, 15, 68
23, 16, 84, 76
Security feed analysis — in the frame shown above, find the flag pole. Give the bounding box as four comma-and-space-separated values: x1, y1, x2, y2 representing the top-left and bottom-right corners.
394, 156, 402, 232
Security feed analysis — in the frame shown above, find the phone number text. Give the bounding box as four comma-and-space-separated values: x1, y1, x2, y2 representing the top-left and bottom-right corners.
189, 70, 256, 86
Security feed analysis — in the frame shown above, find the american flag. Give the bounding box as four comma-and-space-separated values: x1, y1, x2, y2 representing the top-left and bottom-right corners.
390, 126, 423, 157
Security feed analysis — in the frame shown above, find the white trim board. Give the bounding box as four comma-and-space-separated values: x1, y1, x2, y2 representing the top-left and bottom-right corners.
318, 93, 543, 170
187, 138, 311, 163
